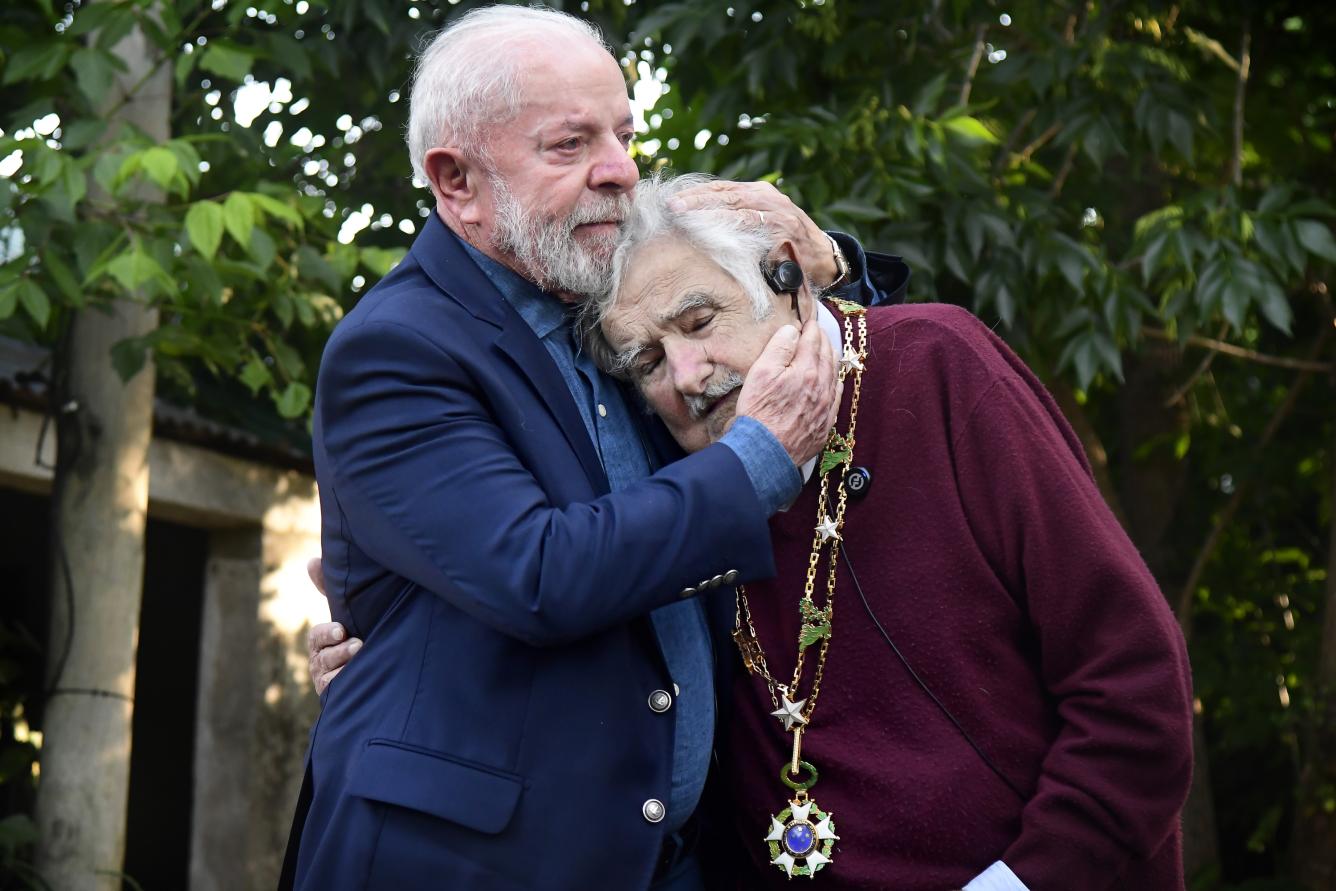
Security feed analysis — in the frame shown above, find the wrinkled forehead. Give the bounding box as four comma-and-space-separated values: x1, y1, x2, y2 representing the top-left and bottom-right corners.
607, 239, 731, 337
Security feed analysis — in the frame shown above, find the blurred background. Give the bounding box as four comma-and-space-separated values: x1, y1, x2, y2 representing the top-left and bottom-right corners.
0, 0, 1333, 888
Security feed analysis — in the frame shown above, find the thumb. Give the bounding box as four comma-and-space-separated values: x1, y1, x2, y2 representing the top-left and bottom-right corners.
755, 324, 800, 372
307, 556, 327, 597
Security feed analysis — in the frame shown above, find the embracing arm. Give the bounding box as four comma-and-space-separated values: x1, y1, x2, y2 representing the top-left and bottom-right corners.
953, 354, 1192, 890
318, 314, 840, 648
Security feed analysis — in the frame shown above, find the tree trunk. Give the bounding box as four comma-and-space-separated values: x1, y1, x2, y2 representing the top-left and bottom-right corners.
33, 11, 166, 890
1292, 417, 1336, 890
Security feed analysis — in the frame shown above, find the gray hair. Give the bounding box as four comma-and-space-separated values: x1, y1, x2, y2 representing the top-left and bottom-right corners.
583, 172, 778, 376
407, 5, 611, 182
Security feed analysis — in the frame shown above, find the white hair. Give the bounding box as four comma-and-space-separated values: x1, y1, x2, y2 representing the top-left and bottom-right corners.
581, 172, 779, 375
407, 5, 611, 182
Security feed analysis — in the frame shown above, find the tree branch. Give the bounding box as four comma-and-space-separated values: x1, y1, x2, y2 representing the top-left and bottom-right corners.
993, 108, 1037, 174
1144, 326, 1335, 373
1164, 323, 1228, 407
1050, 143, 1078, 198
1175, 327, 1333, 640
1229, 23, 1252, 187
959, 24, 988, 106
1012, 122, 1061, 169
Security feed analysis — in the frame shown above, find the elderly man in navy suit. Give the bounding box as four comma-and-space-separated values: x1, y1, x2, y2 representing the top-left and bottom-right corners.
283, 6, 906, 890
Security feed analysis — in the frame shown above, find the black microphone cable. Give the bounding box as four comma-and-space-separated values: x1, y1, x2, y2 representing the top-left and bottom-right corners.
840, 545, 1027, 802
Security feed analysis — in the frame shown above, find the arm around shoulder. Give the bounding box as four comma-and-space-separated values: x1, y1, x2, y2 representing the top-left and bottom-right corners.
317, 319, 777, 646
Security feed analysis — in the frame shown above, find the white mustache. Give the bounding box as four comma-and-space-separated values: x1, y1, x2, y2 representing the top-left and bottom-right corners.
685, 371, 745, 420
563, 193, 629, 231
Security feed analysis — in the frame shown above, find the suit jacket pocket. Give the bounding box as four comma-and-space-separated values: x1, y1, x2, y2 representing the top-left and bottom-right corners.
346, 738, 524, 834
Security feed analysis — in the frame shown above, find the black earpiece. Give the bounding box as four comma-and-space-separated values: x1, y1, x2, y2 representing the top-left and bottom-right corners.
763, 260, 805, 321
763, 260, 804, 295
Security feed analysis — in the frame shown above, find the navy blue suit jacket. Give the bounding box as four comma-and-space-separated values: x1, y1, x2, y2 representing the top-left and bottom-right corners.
284, 214, 783, 890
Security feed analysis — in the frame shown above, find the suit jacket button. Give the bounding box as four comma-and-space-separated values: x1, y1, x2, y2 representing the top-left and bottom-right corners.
648, 690, 672, 713
709, 574, 725, 588
679, 587, 696, 599
723, 570, 740, 585
643, 799, 666, 823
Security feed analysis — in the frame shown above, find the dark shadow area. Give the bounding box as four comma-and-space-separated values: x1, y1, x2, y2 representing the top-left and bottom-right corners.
0, 487, 49, 825
122, 519, 207, 891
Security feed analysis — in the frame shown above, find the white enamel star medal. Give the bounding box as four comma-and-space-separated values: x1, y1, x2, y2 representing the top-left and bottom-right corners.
764, 763, 839, 879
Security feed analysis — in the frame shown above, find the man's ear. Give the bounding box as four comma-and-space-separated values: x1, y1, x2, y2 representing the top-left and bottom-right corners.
423, 146, 484, 226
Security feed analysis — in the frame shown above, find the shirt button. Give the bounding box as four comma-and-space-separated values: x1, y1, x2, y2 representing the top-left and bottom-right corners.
648, 690, 672, 713
723, 570, 740, 585
597, 403, 608, 417
642, 799, 666, 823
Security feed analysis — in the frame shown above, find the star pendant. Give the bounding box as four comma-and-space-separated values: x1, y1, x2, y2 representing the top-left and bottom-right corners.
770, 693, 808, 731
816, 515, 841, 543
840, 344, 865, 373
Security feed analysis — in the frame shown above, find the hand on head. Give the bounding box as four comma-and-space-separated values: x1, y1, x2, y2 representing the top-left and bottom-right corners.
667, 180, 844, 290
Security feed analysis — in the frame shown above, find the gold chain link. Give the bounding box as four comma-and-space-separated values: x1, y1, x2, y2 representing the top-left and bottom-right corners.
734, 303, 868, 731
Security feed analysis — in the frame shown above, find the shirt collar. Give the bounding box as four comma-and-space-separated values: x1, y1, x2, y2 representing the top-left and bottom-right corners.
459, 239, 570, 339
798, 300, 846, 484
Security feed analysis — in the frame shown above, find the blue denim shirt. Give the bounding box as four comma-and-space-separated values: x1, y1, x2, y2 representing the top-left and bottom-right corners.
460, 242, 799, 832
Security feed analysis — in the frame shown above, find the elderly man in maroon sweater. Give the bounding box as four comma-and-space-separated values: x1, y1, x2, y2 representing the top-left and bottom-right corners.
308, 173, 1194, 889
579, 174, 1194, 891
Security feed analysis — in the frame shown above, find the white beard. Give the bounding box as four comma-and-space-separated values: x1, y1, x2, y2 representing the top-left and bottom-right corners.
489, 176, 630, 297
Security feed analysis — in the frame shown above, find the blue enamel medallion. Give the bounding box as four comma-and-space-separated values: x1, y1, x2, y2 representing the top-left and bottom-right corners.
784, 822, 815, 856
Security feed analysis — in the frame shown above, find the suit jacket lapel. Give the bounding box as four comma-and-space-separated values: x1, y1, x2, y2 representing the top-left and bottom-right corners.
411, 214, 609, 494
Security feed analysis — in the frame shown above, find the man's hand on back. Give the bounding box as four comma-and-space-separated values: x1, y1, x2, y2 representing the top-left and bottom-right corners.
734, 311, 841, 467
305, 557, 362, 697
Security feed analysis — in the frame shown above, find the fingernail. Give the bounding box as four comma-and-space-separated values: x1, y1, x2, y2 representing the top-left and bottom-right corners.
332, 625, 345, 641
348, 640, 363, 654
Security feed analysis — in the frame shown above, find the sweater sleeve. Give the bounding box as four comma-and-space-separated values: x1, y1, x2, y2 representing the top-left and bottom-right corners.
950, 365, 1193, 891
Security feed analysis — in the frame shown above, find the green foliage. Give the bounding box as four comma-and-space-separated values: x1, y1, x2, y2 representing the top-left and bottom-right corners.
626, 0, 1334, 392
0, 0, 432, 419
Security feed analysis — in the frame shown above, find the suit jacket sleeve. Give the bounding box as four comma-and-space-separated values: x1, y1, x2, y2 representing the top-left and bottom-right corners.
949, 346, 1193, 890
317, 318, 777, 648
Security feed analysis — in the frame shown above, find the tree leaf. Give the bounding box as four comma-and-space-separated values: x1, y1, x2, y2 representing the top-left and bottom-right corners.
2, 44, 71, 85
249, 192, 304, 229
69, 48, 119, 106
942, 115, 998, 145
0, 281, 17, 319
17, 279, 50, 328
222, 192, 255, 248
1141, 231, 1170, 283
246, 227, 276, 271
824, 199, 888, 223
43, 248, 83, 305
1256, 278, 1293, 336
239, 357, 272, 395
1294, 220, 1336, 263
106, 247, 166, 292
110, 337, 148, 381
139, 146, 179, 189
199, 42, 254, 82
275, 381, 312, 419
185, 201, 225, 260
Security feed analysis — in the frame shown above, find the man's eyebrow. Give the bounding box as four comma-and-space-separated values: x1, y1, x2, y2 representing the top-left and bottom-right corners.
656, 292, 720, 325
609, 343, 645, 376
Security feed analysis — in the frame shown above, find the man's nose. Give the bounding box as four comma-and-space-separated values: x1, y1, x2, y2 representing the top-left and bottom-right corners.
589, 135, 639, 193
666, 343, 710, 396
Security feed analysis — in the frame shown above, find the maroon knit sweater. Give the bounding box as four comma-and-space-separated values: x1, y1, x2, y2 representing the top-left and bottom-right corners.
720, 304, 1192, 891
